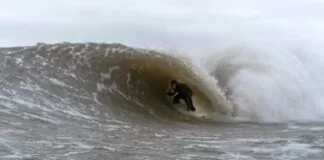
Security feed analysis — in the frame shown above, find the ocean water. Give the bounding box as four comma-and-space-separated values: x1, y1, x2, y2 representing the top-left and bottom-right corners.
0, 43, 324, 160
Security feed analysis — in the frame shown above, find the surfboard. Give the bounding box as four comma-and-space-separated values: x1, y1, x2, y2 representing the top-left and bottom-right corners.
166, 96, 208, 119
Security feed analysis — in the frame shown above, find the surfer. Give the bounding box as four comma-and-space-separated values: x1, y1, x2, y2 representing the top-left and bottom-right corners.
166, 80, 196, 111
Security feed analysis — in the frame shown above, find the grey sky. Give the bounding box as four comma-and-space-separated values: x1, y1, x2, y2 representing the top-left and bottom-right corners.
1, 0, 323, 53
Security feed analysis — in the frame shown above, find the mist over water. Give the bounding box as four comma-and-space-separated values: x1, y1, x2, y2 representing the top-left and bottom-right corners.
205, 44, 324, 122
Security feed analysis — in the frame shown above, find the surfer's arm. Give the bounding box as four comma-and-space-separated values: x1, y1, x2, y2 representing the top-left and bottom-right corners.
166, 89, 177, 96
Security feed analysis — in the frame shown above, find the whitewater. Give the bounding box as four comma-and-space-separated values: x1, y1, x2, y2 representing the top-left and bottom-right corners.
0, 41, 324, 160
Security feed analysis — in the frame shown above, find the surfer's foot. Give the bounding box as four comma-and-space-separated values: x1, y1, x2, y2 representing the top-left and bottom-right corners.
187, 107, 195, 112
173, 101, 180, 104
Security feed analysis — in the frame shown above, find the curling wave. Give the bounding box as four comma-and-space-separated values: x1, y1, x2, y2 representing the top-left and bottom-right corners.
3, 42, 324, 123
1, 43, 233, 123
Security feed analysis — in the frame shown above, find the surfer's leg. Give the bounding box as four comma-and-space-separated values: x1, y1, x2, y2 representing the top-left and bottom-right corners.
183, 96, 194, 111
173, 94, 181, 104
186, 96, 196, 111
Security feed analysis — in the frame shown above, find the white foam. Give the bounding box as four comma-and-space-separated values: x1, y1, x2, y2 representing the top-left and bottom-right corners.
10, 96, 54, 113
154, 134, 165, 138
74, 142, 94, 150
22, 112, 61, 125
53, 144, 65, 149
49, 78, 69, 87
100, 66, 119, 80
63, 151, 81, 156
287, 125, 324, 131
96, 82, 107, 92
0, 129, 25, 135
58, 108, 95, 121
102, 146, 117, 151
3, 154, 33, 159
205, 45, 324, 122
278, 142, 322, 159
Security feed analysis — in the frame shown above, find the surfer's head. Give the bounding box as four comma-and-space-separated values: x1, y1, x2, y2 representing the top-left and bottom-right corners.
170, 80, 178, 89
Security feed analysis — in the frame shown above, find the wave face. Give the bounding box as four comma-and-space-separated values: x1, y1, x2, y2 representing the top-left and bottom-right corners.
1, 42, 324, 123
0, 43, 233, 124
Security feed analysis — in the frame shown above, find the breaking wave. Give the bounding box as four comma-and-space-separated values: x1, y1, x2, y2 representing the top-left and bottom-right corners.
206, 45, 324, 122
2, 42, 324, 123
1, 43, 233, 123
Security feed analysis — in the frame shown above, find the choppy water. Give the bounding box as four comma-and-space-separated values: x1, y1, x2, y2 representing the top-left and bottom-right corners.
1, 43, 324, 160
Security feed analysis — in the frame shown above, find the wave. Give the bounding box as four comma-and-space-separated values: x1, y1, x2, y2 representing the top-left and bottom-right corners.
1, 43, 234, 123
2, 42, 324, 123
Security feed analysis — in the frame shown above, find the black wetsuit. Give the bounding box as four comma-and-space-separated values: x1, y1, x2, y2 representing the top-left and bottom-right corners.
167, 83, 196, 111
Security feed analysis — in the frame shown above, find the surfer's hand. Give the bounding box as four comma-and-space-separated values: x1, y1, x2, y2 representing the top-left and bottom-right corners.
166, 89, 175, 96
